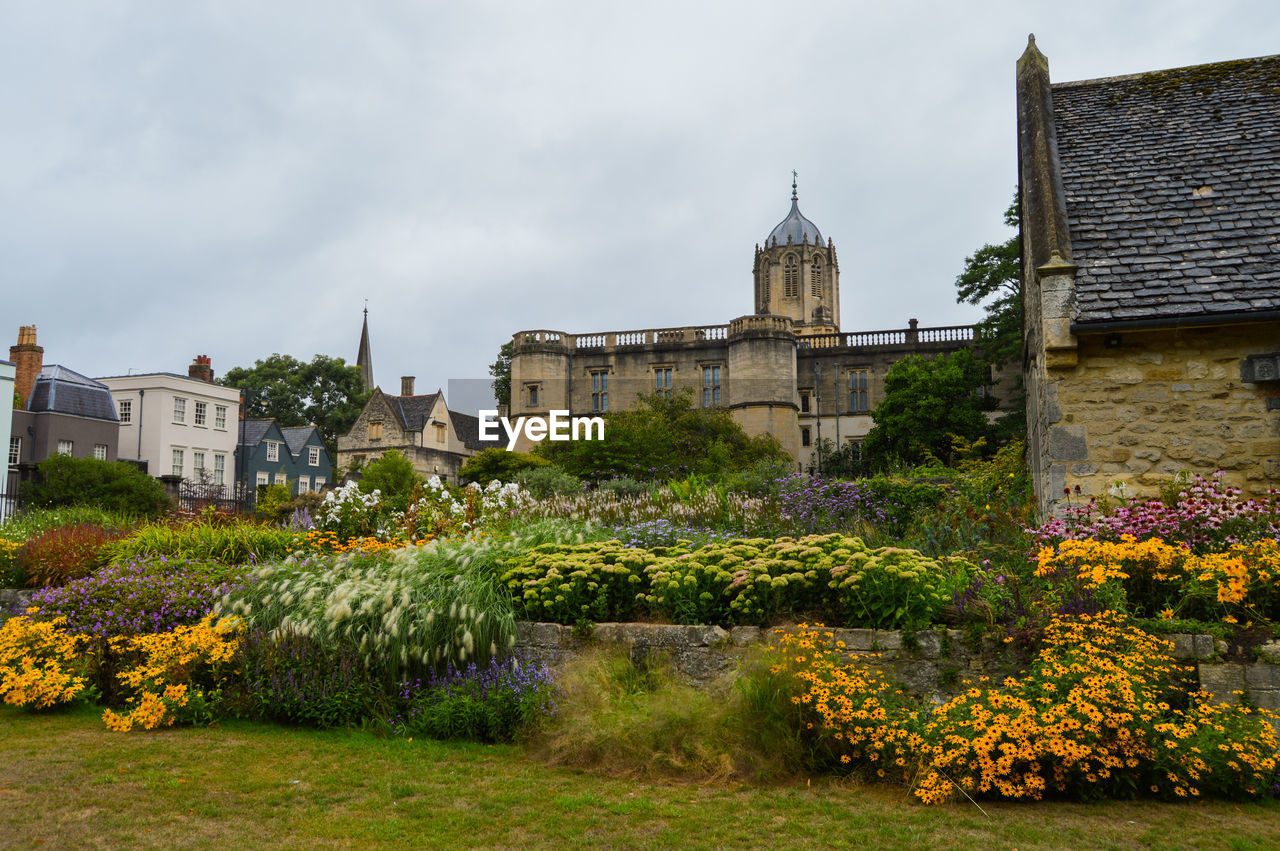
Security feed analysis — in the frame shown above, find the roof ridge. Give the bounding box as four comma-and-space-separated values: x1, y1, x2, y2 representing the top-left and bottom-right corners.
1053, 53, 1280, 90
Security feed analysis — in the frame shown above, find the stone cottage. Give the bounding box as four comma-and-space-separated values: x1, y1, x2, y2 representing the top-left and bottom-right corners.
1017, 37, 1280, 516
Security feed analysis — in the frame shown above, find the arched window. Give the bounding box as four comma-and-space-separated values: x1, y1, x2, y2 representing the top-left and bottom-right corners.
811, 257, 823, 297
784, 255, 798, 297
758, 262, 770, 305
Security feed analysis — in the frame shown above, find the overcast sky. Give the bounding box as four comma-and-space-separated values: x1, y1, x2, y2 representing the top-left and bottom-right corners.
5, 1, 1279, 414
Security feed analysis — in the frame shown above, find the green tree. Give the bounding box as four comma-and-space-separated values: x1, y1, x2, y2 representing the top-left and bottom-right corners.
23, 455, 169, 517
955, 192, 1025, 443
489, 341, 512, 409
357, 449, 423, 511
220, 353, 369, 458
534, 392, 790, 482
458, 447, 549, 486
956, 193, 1021, 367
861, 350, 992, 470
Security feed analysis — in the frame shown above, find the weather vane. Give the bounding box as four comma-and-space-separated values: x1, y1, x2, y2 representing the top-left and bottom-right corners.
791, 170, 798, 200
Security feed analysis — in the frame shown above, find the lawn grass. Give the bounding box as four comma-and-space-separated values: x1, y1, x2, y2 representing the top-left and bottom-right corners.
3, 704, 1278, 850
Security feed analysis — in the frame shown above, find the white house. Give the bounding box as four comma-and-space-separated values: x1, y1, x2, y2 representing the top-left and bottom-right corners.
1, 358, 15, 499
98, 356, 240, 485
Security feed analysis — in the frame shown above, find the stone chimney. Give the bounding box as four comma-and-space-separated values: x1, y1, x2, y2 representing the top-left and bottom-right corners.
401, 376, 415, 396
10, 325, 44, 408
188, 354, 214, 383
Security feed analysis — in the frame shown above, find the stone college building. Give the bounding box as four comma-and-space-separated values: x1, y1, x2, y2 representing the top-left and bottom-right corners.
509, 181, 991, 468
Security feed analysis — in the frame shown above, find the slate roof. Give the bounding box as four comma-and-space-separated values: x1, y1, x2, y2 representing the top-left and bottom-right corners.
280, 426, 316, 457
384, 391, 441, 432
449, 411, 503, 451
238, 419, 274, 447
1051, 55, 1280, 326
767, 197, 825, 247
26, 365, 119, 421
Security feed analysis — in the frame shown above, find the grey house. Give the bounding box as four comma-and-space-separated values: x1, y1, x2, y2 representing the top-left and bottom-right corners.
11, 365, 121, 476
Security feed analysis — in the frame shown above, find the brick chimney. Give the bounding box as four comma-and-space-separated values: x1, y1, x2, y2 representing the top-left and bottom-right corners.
188, 354, 214, 383
10, 325, 43, 408
401, 376, 415, 396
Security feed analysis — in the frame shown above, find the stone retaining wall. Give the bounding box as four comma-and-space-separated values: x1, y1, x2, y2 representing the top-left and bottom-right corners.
515, 622, 1280, 720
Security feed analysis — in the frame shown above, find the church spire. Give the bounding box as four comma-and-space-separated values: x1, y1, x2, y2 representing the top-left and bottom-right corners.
357, 303, 374, 392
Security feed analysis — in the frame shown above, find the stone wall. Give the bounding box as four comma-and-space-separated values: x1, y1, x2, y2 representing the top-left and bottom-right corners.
1031, 321, 1280, 515
515, 621, 1280, 723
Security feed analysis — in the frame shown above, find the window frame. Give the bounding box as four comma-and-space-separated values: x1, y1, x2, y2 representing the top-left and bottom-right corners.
213, 454, 226, 485
653, 366, 673, 399
172, 448, 184, 477
308, 446, 321, 466
266, 441, 279, 463
57, 439, 74, 456
848, 368, 870, 414
214, 405, 227, 430
590, 370, 609, 413
118, 399, 132, 424
173, 397, 187, 424
701, 364, 722, 408
9, 436, 20, 465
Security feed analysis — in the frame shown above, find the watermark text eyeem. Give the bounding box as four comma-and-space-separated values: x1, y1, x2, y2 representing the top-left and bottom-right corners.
479, 410, 605, 451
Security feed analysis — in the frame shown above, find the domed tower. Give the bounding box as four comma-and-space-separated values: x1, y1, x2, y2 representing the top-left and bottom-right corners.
753, 176, 840, 335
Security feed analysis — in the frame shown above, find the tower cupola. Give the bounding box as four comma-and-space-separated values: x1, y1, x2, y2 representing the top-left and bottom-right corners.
753, 174, 840, 335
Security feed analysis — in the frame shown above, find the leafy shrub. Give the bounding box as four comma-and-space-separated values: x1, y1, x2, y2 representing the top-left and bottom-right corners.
16, 524, 128, 588
29, 558, 252, 638
829, 546, 966, 630
387, 656, 557, 743
0, 613, 88, 709
22, 454, 168, 517
596, 477, 650, 499
357, 449, 423, 511
254, 483, 294, 525
505, 534, 965, 629
514, 465, 585, 498
102, 615, 242, 732
503, 541, 649, 625
228, 629, 379, 728
105, 520, 300, 566
459, 448, 550, 486
534, 392, 790, 483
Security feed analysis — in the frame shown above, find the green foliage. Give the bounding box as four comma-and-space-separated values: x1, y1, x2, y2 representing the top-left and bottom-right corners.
807, 438, 870, 479
955, 193, 1021, 368
528, 646, 818, 781
534, 392, 790, 483
254, 483, 294, 525
22, 455, 168, 517
219, 353, 369, 459
955, 191, 1025, 442
861, 350, 993, 470
489, 341, 513, 409
219, 520, 589, 681
357, 449, 423, 510
504, 534, 965, 630
504, 541, 648, 625
105, 520, 300, 565
829, 547, 966, 630
459, 447, 549, 486
15, 524, 129, 588
513, 465, 585, 498
228, 629, 381, 728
